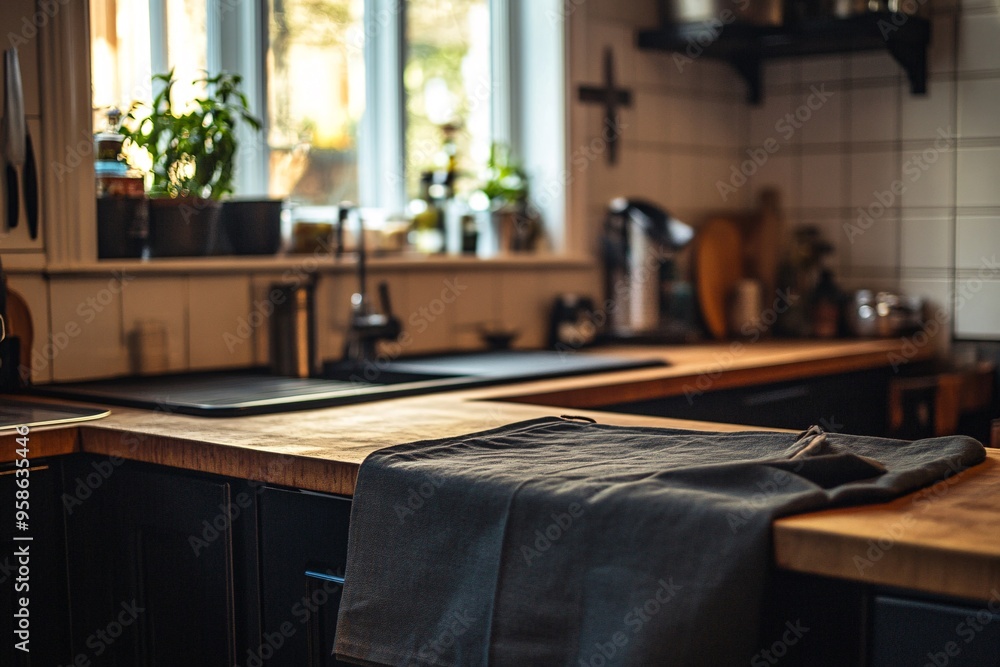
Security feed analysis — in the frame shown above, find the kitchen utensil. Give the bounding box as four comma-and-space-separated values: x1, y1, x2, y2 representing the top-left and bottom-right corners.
2, 49, 26, 232
270, 280, 317, 378
602, 198, 697, 341
5, 287, 32, 381
23, 131, 38, 239
480, 326, 520, 351
737, 189, 783, 301
549, 294, 599, 349
128, 320, 170, 375
728, 279, 764, 338
659, 0, 783, 26
695, 217, 744, 340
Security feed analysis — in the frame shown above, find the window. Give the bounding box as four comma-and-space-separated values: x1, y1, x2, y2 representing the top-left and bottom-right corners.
266, 0, 366, 204
91, 0, 496, 210
88, 0, 566, 256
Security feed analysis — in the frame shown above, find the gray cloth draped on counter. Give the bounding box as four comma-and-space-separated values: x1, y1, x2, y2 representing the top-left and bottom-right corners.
334, 417, 986, 666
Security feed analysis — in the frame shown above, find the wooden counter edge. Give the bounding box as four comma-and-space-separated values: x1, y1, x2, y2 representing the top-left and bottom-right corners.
774, 451, 1000, 603
78, 426, 360, 496
0, 425, 80, 462
773, 524, 1000, 603
502, 345, 934, 408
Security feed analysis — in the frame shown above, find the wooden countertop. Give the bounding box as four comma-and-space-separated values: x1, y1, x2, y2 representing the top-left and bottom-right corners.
773, 449, 1000, 603
10, 338, 995, 601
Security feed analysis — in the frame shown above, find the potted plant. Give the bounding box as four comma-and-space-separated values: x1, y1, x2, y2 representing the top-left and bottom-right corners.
479, 144, 541, 254
122, 70, 262, 257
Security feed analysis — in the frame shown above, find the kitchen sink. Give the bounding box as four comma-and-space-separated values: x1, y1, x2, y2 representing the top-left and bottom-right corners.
33, 350, 666, 417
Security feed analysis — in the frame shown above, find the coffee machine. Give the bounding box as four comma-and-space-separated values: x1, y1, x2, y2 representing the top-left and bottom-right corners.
601, 198, 698, 342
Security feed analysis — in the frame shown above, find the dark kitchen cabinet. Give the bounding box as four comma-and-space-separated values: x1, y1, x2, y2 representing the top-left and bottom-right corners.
258, 486, 353, 666
869, 594, 1000, 667
601, 368, 892, 436
64, 457, 260, 666
0, 459, 72, 666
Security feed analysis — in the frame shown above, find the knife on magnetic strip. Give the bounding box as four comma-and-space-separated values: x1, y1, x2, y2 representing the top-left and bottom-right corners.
2, 49, 26, 233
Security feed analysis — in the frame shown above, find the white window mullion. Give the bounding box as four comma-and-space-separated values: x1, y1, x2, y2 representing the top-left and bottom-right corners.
490, 0, 514, 152
219, 0, 269, 197
148, 0, 169, 82
360, 0, 406, 211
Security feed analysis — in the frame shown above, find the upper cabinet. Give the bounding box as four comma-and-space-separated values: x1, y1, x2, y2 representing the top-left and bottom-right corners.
638, 12, 931, 104
0, 0, 44, 253
1, 0, 41, 117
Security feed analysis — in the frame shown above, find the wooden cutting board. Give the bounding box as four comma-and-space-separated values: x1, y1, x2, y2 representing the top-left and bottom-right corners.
694, 217, 744, 340
6, 288, 33, 376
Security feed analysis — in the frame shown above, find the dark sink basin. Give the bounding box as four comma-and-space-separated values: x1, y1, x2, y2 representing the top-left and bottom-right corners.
33, 351, 666, 418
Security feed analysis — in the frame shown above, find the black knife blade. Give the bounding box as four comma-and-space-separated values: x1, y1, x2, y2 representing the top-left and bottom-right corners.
23, 133, 37, 239
5, 164, 17, 230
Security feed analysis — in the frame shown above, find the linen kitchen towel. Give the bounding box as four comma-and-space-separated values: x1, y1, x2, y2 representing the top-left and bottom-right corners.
334, 418, 985, 666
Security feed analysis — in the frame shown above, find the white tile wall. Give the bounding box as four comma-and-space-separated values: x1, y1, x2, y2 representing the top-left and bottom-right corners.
957, 147, 1000, 208
121, 277, 188, 373
900, 149, 955, 209
957, 78, 1000, 137
901, 84, 955, 140
849, 151, 901, 209
954, 280, 1000, 339
188, 275, 253, 370
901, 214, 955, 270
957, 10, 1000, 71
849, 86, 900, 143
801, 154, 845, 208
49, 276, 129, 381
955, 216, 1000, 269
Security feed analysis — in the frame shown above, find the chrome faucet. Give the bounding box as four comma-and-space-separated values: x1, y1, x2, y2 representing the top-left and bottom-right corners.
338, 203, 401, 366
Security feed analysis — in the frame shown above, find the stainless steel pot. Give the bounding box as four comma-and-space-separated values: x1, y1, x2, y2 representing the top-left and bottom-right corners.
659, 0, 783, 26
847, 290, 924, 337
830, 0, 930, 18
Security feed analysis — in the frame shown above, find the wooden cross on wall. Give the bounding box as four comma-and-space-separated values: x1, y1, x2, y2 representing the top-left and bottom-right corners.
577, 48, 633, 166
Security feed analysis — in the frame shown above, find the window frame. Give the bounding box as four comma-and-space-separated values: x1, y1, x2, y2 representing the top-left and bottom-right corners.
47, 0, 565, 267
219, 0, 517, 215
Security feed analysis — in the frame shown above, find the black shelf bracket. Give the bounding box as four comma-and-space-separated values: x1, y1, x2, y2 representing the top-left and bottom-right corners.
728, 55, 763, 106
638, 13, 931, 105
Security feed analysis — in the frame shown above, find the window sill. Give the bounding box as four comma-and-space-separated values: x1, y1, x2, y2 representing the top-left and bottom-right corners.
28, 253, 596, 277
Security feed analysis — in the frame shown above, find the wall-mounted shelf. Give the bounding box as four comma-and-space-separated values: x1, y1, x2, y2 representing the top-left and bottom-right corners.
637, 13, 931, 104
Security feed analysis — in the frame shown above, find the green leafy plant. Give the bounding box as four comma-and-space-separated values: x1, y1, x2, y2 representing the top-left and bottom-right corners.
123, 70, 262, 200
480, 143, 528, 206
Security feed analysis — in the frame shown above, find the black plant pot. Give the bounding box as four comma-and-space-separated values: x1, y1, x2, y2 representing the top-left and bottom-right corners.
97, 197, 149, 259
147, 197, 222, 257
221, 199, 283, 255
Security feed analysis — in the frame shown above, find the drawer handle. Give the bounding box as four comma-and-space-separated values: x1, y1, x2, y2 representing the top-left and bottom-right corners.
742, 385, 811, 406
305, 570, 345, 586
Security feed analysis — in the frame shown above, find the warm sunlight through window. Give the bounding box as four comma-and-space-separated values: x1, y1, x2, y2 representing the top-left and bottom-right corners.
267, 0, 366, 205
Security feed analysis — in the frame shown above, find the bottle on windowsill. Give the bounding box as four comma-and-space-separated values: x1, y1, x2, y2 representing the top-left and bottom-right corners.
811, 269, 841, 339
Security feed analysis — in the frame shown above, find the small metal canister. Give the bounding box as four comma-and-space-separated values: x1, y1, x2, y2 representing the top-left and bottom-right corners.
269, 281, 317, 378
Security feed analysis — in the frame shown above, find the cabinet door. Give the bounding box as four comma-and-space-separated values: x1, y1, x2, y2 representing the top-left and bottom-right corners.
600, 369, 891, 436
66, 458, 247, 666
0, 460, 71, 666
870, 595, 1000, 667
259, 487, 352, 666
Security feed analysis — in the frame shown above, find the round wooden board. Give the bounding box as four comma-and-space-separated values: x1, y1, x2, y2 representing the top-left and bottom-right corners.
694, 218, 744, 340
